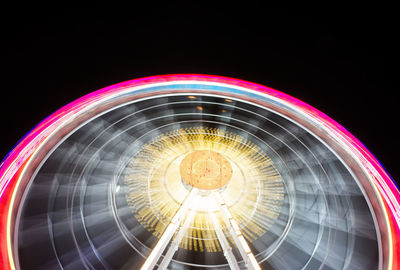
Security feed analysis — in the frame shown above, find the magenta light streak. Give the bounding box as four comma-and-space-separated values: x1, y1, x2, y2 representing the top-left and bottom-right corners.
0, 74, 399, 270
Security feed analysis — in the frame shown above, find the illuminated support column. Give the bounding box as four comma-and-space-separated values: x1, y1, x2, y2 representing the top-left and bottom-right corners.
210, 212, 240, 270
158, 209, 196, 270
140, 189, 197, 270
213, 192, 261, 270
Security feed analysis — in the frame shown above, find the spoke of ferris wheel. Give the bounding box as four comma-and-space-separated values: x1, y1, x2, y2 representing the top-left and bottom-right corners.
140, 188, 198, 270
210, 212, 241, 270
158, 209, 196, 270
213, 192, 261, 270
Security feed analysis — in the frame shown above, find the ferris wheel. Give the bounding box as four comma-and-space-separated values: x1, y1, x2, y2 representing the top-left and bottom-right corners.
0, 74, 399, 269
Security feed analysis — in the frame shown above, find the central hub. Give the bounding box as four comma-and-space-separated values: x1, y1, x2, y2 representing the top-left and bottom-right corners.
180, 150, 233, 190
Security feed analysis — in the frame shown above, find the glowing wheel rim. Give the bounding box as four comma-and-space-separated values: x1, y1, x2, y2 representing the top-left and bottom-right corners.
0, 74, 398, 269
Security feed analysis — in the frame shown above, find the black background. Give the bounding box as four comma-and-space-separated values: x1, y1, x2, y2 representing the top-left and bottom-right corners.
1, 4, 399, 186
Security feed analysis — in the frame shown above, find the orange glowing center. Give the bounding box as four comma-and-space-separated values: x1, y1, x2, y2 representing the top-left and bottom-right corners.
180, 150, 232, 190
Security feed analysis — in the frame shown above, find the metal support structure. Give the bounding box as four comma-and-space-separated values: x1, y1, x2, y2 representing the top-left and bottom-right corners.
141, 189, 261, 270
210, 212, 240, 270
213, 192, 261, 270
158, 209, 196, 270
140, 189, 197, 270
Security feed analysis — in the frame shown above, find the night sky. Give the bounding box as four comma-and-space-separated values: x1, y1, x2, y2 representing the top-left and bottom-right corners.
2, 4, 399, 186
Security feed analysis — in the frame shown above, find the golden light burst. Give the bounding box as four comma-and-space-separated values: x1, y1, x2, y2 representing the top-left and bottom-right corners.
124, 127, 285, 252
180, 150, 233, 190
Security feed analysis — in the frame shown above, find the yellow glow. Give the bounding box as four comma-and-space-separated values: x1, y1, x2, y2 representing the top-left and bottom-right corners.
180, 150, 232, 190
125, 126, 285, 253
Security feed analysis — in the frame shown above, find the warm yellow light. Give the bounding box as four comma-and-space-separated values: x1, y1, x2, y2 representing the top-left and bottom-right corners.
180, 150, 232, 190
124, 127, 285, 252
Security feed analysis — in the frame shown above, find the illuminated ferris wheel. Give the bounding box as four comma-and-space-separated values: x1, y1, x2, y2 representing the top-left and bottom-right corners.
0, 75, 399, 269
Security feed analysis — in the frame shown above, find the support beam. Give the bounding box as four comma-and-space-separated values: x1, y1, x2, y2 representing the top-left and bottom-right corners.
140, 189, 197, 270
210, 212, 240, 270
213, 192, 261, 270
158, 209, 196, 270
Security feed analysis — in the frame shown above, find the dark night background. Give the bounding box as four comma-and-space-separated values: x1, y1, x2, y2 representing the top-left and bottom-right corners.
1, 4, 399, 186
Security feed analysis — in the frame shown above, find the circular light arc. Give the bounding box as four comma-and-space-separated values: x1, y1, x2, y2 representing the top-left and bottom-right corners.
0, 74, 398, 270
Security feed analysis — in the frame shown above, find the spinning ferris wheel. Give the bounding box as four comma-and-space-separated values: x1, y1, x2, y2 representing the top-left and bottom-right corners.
0, 75, 399, 269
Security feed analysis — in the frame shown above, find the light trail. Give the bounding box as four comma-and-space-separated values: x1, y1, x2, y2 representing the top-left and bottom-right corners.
0, 74, 398, 269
